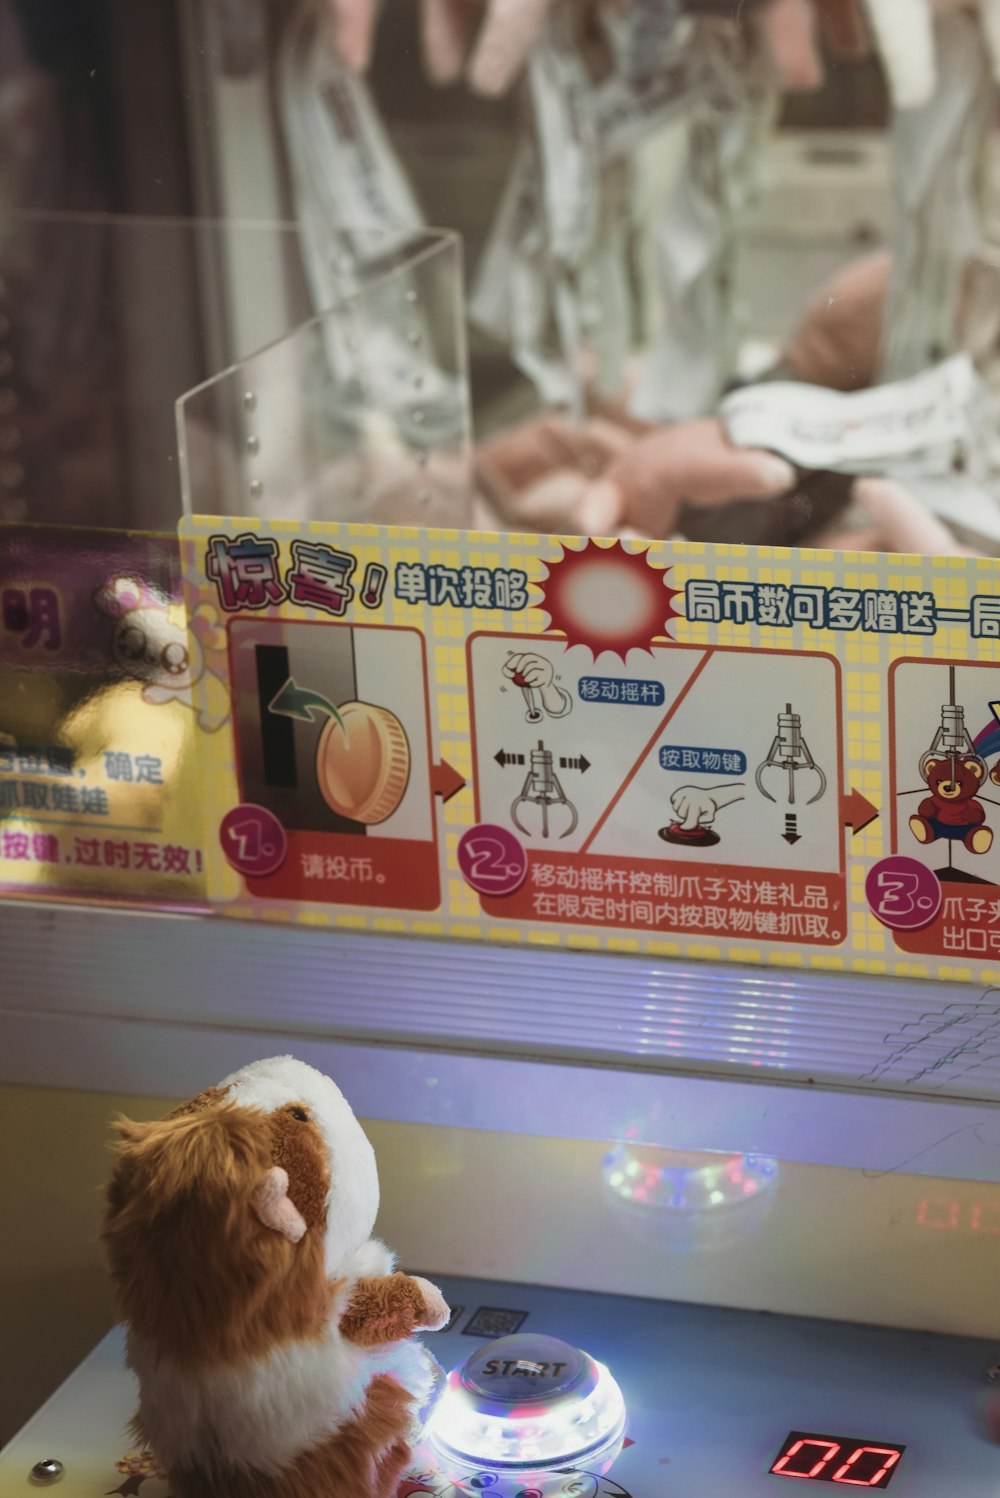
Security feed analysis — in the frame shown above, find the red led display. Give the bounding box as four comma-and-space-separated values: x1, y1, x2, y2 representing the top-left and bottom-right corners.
770, 1432, 904, 1488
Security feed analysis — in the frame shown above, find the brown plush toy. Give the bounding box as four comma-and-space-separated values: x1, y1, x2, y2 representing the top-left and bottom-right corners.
102, 1056, 450, 1498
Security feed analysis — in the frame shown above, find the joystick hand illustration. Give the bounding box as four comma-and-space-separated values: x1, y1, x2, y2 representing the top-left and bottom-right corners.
503, 652, 572, 723
661, 784, 746, 849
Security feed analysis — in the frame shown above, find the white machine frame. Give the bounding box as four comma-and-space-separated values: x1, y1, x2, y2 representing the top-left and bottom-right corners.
4, 900, 999, 1183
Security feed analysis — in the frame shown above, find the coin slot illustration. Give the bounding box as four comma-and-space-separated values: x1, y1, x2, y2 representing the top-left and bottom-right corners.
316, 701, 410, 825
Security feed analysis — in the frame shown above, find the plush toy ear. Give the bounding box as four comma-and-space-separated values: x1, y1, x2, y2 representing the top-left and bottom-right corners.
252, 1165, 307, 1243
95, 575, 145, 619
925, 759, 942, 779
965, 758, 985, 781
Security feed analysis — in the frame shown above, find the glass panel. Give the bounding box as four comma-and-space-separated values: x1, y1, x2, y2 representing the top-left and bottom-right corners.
4, 5, 1000, 554
0, 213, 470, 532
177, 229, 471, 526
0, 522, 206, 908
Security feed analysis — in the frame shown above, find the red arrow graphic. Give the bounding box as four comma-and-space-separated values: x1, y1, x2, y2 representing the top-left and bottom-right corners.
432, 760, 466, 804
843, 788, 879, 835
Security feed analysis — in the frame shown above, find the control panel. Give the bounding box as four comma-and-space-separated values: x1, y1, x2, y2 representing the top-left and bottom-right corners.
3, 1276, 999, 1495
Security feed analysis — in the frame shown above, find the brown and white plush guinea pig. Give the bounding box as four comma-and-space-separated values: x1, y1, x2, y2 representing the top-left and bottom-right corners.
102, 1056, 450, 1498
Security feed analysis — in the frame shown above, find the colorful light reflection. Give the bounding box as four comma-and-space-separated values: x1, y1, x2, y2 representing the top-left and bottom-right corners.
428, 1336, 626, 1474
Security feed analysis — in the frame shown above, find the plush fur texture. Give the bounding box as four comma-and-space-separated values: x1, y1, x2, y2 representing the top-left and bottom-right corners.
102, 1057, 449, 1498
165, 1375, 417, 1498
218, 1055, 380, 1275
342, 1273, 450, 1347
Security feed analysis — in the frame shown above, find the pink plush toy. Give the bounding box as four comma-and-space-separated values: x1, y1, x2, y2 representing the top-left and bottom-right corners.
321, 0, 872, 97
324, 0, 557, 94
575, 419, 796, 539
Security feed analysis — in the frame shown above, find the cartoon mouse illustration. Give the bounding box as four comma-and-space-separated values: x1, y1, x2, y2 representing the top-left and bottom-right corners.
94, 576, 229, 733
910, 755, 994, 855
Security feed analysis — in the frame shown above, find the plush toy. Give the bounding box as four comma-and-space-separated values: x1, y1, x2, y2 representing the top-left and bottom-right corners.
472, 413, 979, 555
817, 477, 977, 557
575, 418, 796, 539
754, 0, 825, 91
321, 0, 869, 97
910, 755, 994, 854
102, 1056, 450, 1498
323, 0, 559, 94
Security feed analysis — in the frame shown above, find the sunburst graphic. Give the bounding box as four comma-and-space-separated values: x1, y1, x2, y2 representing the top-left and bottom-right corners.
538, 540, 679, 661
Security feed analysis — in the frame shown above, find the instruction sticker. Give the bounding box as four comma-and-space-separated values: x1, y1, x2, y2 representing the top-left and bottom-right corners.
0, 525, 212, 906
181, 518, 1000, 983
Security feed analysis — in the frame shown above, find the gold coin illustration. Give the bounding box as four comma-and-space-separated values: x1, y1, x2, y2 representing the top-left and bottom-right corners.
316, 701, 410, 824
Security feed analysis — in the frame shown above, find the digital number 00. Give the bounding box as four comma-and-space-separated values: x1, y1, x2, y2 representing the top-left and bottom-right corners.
771, 1433, 903, 1487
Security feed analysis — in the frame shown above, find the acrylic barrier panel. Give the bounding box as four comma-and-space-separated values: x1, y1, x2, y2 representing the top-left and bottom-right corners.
0, 524, 208, 906
177, 230, 472, 528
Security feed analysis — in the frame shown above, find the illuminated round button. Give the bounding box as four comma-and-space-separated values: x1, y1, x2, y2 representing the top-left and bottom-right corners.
427, 1333, 626, 1473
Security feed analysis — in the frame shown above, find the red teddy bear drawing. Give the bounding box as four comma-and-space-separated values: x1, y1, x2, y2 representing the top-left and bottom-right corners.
910, 756, 994, 855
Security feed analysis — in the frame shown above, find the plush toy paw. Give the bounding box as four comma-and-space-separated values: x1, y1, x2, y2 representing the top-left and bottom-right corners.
374, 1437, 413, 1498
967, 826, 994, 855
410, 1276, 451, 1331
910, 814, 933, 844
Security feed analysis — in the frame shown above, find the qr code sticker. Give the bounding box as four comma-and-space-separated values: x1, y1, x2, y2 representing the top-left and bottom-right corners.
462, 1306, 528, 1338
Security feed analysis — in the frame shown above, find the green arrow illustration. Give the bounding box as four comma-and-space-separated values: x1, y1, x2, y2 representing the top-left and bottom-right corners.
267, 677, 345, 730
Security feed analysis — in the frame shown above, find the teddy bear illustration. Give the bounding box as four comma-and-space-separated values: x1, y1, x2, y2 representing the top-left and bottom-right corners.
910, 755, 994, 855
94, 575, 230, 734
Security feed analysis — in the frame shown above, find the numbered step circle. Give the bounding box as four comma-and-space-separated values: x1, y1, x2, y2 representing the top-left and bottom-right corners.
865, 855, 942, 931
220, 804, 288, 879
458, 823, 528, 897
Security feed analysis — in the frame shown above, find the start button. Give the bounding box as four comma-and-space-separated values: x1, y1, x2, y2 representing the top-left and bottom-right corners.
427, 1332, 626, 1473
462, 1335, 593, 1407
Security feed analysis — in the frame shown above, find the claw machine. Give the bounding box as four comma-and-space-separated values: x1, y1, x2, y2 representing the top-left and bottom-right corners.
6, 1, 1000, 1495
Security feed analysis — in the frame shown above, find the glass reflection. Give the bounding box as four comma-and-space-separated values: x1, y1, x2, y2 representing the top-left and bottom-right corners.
602, 1143, 780, 1254
0, 525, 207, 906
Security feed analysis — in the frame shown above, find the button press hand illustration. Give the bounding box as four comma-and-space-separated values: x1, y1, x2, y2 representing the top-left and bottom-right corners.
660, 783, 747, 849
